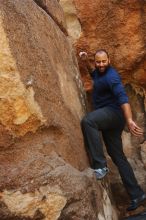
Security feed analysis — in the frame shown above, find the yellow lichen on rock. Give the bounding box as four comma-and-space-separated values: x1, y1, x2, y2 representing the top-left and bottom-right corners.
1, 189, 66, 220
0, 15, 45, 137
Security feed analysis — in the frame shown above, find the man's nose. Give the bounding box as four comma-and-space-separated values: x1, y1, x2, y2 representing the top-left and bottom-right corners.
99, 62, 104, 66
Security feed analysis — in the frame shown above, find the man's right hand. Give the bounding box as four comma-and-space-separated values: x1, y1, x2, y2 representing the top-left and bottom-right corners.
78, 51, 93, 76
79, 51, 88, 61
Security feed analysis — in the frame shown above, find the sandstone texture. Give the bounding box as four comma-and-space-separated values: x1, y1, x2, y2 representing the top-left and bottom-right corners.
0, 0, 145, 219
0, 0, 119, 219
0, 153, 118, 220
60, 0, 146, 217
122, 210, 146, 220
34, 0, 67, 34
0, 0, 88, 185
59, 0, 82, 42
69, 0, 146, 84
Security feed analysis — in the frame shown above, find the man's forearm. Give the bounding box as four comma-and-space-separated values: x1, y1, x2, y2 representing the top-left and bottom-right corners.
86, 59, 94, 74
121, 103, 133, 123
79, 51, 94, 75
121, 103, 143, 136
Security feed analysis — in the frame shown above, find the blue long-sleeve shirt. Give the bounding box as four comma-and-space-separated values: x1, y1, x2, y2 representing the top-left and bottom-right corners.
91, 66, 129, 113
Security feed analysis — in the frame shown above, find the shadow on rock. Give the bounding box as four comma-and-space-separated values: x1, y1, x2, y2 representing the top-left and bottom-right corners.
122, 210, 146, 220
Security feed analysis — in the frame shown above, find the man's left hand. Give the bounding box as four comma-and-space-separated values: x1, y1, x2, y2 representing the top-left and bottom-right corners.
127, 119, 144, 137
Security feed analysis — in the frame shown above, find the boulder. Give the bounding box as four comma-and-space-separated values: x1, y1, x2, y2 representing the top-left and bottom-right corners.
0, 153, 118, 220
0, 0, 88, 190
0, 1, 120, 219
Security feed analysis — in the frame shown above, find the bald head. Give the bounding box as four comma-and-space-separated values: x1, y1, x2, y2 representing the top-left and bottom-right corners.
95, 49, 109, 59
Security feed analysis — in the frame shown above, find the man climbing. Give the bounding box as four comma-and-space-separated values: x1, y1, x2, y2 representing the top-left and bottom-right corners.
79, 49, 146, 211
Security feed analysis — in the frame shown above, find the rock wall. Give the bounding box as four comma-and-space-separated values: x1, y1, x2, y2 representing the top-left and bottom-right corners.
0, 152, 119, 220
0, 0, 87, 185
61, 0, 146, 83
60, 0, 146, 217
0, 0, 119, 219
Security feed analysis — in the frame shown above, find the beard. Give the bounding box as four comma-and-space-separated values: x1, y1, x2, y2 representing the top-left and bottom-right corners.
96, 64, 110, 73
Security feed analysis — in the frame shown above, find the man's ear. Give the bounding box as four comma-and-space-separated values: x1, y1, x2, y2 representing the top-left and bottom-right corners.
108, 58, 110, 64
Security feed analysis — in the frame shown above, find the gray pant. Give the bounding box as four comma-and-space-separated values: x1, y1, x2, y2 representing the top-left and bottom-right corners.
81, 107, 144, 199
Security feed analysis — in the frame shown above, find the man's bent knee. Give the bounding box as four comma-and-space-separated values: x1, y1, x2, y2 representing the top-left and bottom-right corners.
81, 115, 89, 127
81, 113, 96, 128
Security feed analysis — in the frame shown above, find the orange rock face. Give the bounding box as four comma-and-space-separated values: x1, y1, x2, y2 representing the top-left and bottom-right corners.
0, 0, 89, 190
0, 0, 145, 218
65, 0, 146, 87
0, 1, 123, 219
